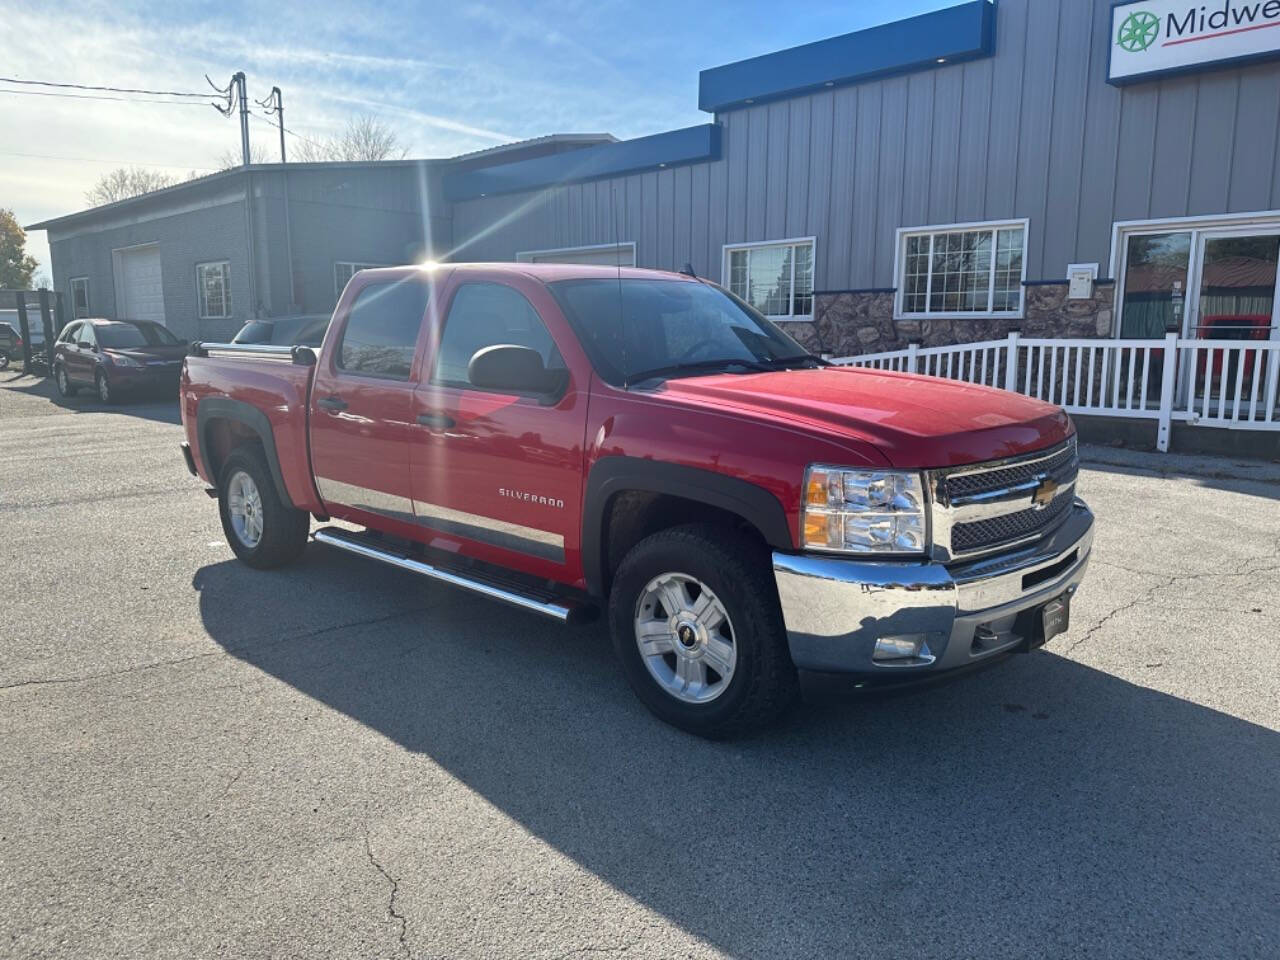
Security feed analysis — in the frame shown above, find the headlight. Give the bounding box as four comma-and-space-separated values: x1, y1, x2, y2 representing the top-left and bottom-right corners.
106, 352, 142, 368
802, 466, 928, 555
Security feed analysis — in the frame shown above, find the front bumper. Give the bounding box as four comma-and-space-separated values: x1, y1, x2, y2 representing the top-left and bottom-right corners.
773, 499, 1094, 674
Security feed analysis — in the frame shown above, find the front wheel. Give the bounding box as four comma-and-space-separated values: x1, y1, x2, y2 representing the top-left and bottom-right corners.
217, 449, 310, 569
95, 370, 113, 404
55, 364, 77, 397
608, 524, 799, 738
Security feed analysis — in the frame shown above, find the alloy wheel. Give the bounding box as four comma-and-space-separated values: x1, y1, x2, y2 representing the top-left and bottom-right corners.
226, 469, 264, 549
634, 572, 737, 704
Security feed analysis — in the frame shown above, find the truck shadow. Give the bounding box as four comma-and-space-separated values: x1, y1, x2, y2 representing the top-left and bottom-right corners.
193, 552, 1278, 958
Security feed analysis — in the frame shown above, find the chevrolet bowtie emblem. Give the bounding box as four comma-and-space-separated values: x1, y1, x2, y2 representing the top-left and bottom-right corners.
1031, 477, 1059, 508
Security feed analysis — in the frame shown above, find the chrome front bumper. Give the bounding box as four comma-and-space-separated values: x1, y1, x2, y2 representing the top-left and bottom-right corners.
772, 499, 1095, 674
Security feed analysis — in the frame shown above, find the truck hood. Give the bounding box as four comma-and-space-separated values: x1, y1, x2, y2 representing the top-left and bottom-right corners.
659, 366, 1073, 468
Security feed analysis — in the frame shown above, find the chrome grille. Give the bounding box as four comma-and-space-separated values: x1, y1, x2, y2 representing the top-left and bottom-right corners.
943, 442, 1078, 503
951, 488, 1074, 553
929, 439, 1079, 560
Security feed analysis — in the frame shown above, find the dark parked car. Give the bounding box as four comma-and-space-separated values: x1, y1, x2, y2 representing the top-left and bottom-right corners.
53, 319, 186, 403
0, 322, 23, 370
231, 314, 329, 348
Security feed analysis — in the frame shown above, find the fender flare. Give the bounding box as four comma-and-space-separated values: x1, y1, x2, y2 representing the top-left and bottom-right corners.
196, 396, 296, 509
581, 456, 794, 598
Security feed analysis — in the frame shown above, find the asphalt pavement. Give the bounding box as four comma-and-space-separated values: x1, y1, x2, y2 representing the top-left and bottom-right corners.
1, 370, 1277, 959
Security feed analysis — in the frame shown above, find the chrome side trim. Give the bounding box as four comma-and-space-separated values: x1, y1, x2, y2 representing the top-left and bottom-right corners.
314, 476, 566, 563
315, 477, 416, 524
412, 498, 565, 563
312, 529, 574, 621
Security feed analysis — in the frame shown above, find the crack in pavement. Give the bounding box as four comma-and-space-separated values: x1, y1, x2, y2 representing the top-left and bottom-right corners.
1067, 540, 1280, 657
0, 606, 434, 694
364, 827, 412, 960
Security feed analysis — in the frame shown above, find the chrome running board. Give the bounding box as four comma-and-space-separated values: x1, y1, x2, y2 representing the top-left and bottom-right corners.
312, 527, 582, 622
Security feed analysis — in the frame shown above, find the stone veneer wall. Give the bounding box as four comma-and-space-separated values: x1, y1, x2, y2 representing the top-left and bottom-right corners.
781, 281, 1116, 357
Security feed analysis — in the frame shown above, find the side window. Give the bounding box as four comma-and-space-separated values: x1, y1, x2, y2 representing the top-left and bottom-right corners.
434, 282, 563, 386
79, 324, 97, 347
60, 322, 80, 343
336, 279, 430, 380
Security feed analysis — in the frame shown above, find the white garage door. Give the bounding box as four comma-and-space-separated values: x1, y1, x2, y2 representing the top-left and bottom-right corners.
115, 245, 165, 323
518, 243, 635, 267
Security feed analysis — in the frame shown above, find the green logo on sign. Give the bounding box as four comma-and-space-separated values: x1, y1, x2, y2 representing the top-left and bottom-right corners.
1117, 10, 1160, 52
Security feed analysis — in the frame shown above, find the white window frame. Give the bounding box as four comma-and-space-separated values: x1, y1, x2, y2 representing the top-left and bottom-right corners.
893, 218, 1029, 320
195, 260, 232, 320
1110, 210, 1280, 341
69, 277, 90, 319
721, 236, 817, 322
334, 261, 386, 297
515, 241, 637, 266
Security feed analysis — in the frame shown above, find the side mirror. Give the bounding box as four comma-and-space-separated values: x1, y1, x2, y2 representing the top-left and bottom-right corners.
468, 344, 559, 394
77, 341, 92, 350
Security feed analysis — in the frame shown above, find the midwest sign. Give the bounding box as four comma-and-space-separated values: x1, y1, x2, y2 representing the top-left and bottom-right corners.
1109, 0, 1280, 83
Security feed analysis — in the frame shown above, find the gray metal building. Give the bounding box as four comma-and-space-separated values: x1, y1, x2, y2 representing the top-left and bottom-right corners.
31, 0, 1280, 353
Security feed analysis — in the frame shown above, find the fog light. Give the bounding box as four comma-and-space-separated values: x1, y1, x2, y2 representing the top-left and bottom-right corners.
873, 634, 927, 662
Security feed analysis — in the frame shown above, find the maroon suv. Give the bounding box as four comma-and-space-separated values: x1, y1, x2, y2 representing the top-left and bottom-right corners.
53, 319, 186, 403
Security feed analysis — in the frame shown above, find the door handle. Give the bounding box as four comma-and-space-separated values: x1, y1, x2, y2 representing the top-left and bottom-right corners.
416, 411, 455, 429
317, 395, 348, 412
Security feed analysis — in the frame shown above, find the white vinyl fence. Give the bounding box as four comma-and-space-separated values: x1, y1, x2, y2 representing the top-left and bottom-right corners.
830, 332, 1280, 452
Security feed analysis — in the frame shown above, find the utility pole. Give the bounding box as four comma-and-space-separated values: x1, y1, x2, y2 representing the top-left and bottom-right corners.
233, 72, 250, 165
258, 86, 285, 162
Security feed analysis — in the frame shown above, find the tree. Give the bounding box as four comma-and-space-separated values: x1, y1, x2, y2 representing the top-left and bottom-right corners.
291, 115, 408, 163
214, 143, 274, 170
85, 167, 180, 206
0, 208, 37, 289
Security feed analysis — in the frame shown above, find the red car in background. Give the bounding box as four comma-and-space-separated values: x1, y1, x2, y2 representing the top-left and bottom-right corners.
53, 319, 187, 403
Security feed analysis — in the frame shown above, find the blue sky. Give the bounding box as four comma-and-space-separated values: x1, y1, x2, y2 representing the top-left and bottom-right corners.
3, 0, 954, 276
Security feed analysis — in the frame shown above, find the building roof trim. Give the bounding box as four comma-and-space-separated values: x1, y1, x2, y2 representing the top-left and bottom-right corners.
442, 124, 722, 202
697, 0, 996, 113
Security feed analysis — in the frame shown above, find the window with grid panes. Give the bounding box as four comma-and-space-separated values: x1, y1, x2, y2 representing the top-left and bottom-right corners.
899, 223, 1025, 316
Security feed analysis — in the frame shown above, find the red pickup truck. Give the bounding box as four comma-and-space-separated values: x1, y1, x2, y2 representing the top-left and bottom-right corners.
180, 263, 1092, 737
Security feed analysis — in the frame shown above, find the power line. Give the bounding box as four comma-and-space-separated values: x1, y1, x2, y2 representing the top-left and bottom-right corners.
0, 76, 211, 98
248, 110, 326, 151
0, 88, 217, 106
0, 150, 218, 171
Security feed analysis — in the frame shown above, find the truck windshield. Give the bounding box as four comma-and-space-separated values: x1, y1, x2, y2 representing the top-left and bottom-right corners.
548, 278, 820, 386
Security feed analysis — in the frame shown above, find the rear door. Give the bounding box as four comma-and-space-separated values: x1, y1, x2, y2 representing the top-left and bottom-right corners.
409, 273, 588, 583
308, 274, 433, 537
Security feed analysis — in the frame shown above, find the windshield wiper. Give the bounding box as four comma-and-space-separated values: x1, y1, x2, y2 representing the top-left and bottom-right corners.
757, 353, 829, 370
625, 357, 772, 385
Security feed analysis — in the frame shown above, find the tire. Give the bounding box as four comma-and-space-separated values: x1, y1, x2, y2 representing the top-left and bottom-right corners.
95, 370, 114, 404
217, 448, 310, 569
608, 524, 799, 738
55, 364, 77, 397
0, 351, 9, 372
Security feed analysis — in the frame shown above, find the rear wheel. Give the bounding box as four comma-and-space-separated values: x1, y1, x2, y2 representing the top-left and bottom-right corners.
0, 351, 9, 371
55, 364, 77, 397
608, 524, 799, 738
217, 449, 310, 569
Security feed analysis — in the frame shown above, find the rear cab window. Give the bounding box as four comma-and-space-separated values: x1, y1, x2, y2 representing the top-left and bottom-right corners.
336, 278, 432, 380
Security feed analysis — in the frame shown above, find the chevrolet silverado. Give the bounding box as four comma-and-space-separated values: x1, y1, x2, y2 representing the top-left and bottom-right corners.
180, 263, 1092, 737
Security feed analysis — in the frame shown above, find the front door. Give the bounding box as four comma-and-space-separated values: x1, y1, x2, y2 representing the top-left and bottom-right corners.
308, 275, 433, 536
409, 273, 587, 584
71, 321, 97, 384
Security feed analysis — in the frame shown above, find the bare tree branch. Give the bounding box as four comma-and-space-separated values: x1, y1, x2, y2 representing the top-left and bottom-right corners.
291, 115, 408, 163
85, 167, 182, 205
